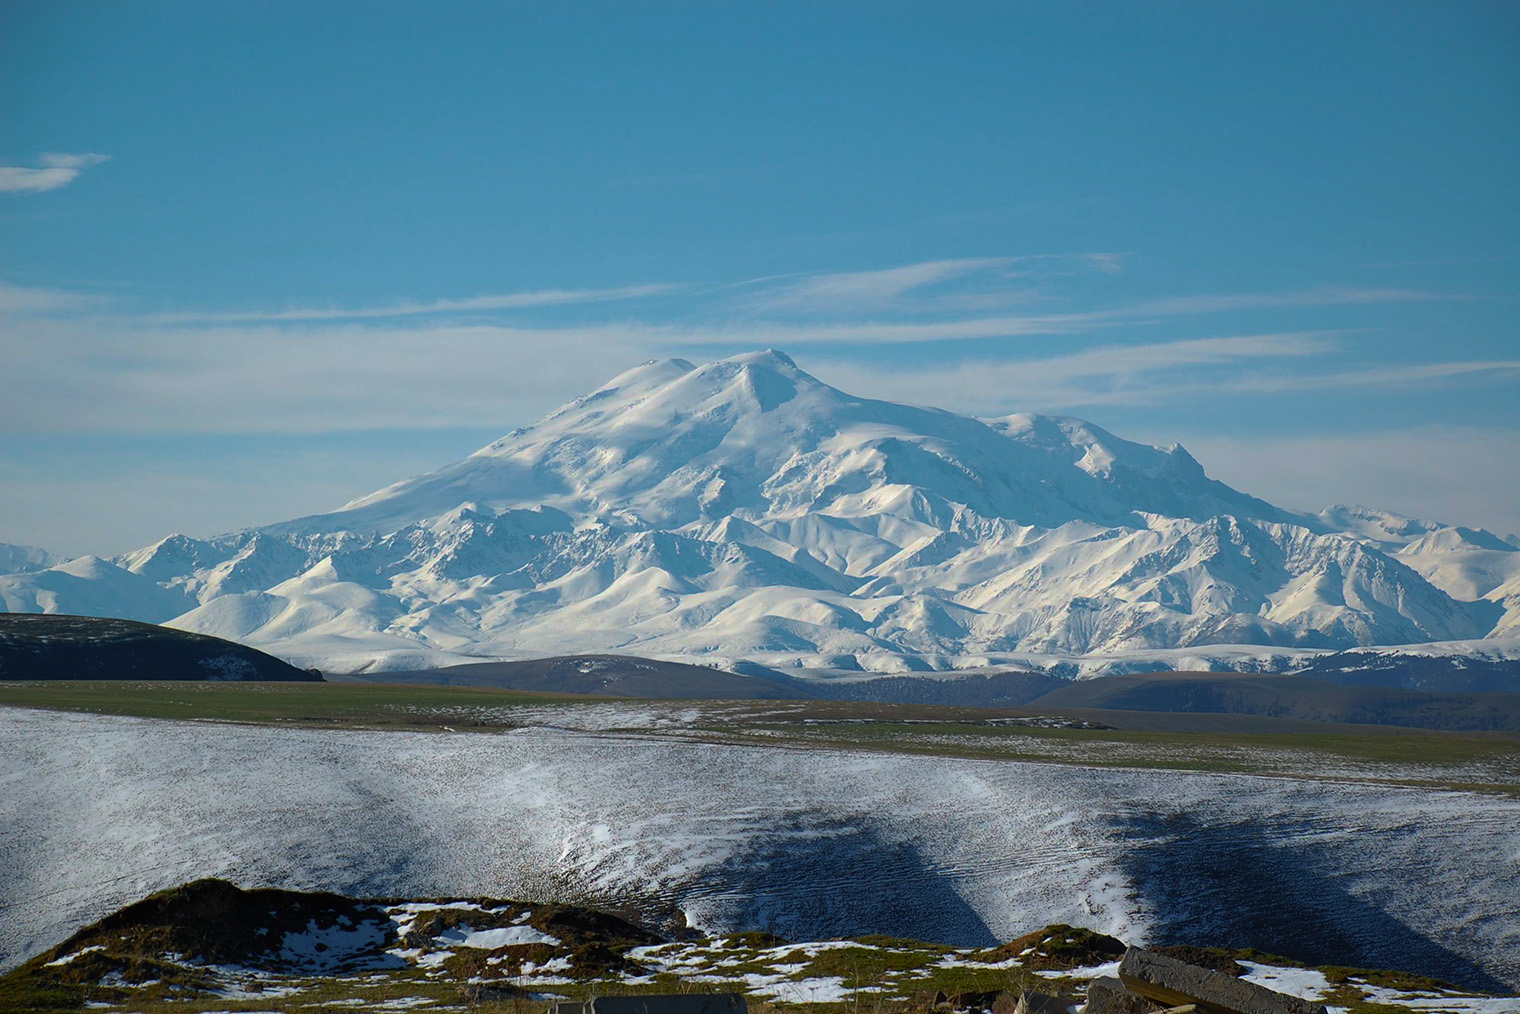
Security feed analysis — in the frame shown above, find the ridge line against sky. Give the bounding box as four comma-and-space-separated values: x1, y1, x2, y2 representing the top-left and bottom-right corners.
2, 251, 1517, 554
1, 0, 1515, 554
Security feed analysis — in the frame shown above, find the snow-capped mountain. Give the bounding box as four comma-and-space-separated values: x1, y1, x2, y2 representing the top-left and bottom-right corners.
0, 542, 58, 576
6, 350, 1516, 671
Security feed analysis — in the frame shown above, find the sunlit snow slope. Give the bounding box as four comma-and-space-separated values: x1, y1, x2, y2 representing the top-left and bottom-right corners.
3, 351, 1512, 669
3, 707, 1517, 991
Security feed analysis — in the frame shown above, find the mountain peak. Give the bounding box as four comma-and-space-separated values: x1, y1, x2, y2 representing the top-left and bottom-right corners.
282, 350, 1291, 541
585, 357, 697, 398
18, 349, 1505, 666
722, 348, 797, 369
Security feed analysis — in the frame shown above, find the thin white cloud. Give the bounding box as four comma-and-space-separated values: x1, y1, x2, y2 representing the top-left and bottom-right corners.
96, 281, 1459, 343
1082, 252, 1126, 275
1220, 358, 1520, 394
738, 254, 1124, 314
0, 318, 1347, 435
0, 265, 1495, 441
26, 258, 1441, 347
0, 280, 95, 314
720, 277, 1446, 340
1129, 286, 1450, 316
809, 333, 1340, 412
0, 152, 110, 194
0, 317, 668, 435
691, 312, 1108, 344
756, 257, 1015, 310
39, 152, 110, 169
146, 283, 681, 324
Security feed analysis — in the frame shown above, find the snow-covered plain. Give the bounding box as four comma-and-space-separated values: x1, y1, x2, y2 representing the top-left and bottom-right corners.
3, 706, 1518, 993
2, 351, 1517, 672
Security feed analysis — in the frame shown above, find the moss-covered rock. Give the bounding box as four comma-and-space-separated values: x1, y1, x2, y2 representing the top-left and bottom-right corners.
975, 924, 1126, 971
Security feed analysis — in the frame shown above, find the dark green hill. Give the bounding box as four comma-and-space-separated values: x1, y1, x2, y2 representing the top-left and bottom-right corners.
0, 613, 320, 681
1293, 651, 1520, 693
1026, 671, 1520, 731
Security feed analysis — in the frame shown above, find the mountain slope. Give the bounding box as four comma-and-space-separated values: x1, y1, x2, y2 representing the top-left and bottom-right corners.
4, 350, 1508, 671
0, 543, 57, 575
272, 350, 1288, 538
0, 556, 194, 624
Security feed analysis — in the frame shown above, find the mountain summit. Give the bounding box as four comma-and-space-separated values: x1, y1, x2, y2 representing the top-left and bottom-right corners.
3, 351, 1514, 670
275, 348, 1280, 536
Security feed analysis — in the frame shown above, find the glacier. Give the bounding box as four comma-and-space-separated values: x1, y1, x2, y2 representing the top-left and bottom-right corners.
3, 349, 1516, 672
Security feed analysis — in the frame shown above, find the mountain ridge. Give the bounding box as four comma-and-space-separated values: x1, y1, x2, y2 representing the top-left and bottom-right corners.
2, 350, 1515, 673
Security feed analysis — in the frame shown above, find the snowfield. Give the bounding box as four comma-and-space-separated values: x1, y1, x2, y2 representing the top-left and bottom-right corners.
3, 351, 1518, 671
3, 706, 1518, 993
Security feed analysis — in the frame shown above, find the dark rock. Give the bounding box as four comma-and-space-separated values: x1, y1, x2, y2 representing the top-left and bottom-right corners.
990, 993, 1020, 1014
980, 923, 1127, 971
1085, 976, 1163, 1014
944, 989, 1004, 1010
1152, 947, 1247, 977
1012, 989, 1075, 1014
1119, 947, 1327, 1014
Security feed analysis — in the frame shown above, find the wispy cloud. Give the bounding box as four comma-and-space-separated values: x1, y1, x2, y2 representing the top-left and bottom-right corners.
804, 334, 1518, 415
0, 152, 110, 194
0, 280, 97, 314
811, 332, 1341, 412
0, 263, 1497, 438
736, 254, 1123, 315
1219, 358, 1520, 394
1082, 252, 1126, 275
1127, 286, 1452, 316
146, 283, 680, 324
717, 260, 1445, 335
684, 311, 1109, 345
751, 257, 1016, 312
0, 319, 1430, 435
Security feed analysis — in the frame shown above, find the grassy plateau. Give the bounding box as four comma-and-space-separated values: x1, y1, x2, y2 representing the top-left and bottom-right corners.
1, 679, 1516, 794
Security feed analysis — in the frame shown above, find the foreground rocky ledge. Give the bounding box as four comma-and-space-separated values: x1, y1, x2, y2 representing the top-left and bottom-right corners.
2, 880, 1513, 1014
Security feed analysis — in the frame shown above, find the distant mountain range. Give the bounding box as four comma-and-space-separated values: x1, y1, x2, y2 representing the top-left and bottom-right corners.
3, 350, 1518, 674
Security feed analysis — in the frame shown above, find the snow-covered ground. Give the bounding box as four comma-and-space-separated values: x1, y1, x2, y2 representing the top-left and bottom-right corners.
3, 705, 1518, 992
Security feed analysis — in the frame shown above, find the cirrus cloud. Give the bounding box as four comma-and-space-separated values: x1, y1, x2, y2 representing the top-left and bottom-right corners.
0, 152, 111, 194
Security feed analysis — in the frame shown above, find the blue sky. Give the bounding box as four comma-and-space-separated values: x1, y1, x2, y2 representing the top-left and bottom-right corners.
2, 1, 1517, 555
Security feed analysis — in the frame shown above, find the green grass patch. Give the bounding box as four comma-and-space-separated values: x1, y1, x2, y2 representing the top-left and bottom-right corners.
0, 679, 588, 729
2, 680, 1516, 791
